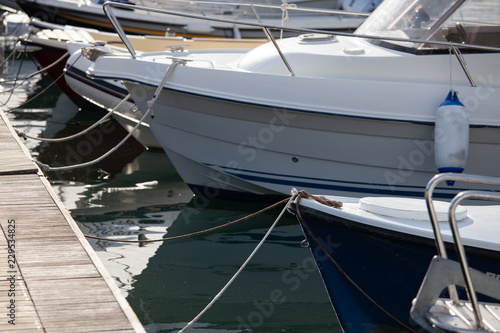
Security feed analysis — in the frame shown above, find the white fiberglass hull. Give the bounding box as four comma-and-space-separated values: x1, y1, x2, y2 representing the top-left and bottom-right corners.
123, 79, 500, 198
64, 40, 262, 149
89, 35, 500, 198
65, 46, 161, 148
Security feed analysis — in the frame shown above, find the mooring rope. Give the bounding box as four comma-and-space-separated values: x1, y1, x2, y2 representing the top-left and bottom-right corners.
35, 60, 182, 172
35, 99, 147, 172
18, 93, 131, 142
6, 53, 83, 112
280, 0, 297, 39
0, 44, 18, 69
0, 51, 69, 94
179, 193, 298, 333
84, 196, 291, 243
0, 39, 28, 108
294, 190, 419, 333
0, 27, 26, 72
9, 69, 66, 111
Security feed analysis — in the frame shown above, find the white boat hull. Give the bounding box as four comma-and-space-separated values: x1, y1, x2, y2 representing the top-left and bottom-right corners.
64, 47, 162, 148
87, 0, 500, 199
123, 74, 500, 198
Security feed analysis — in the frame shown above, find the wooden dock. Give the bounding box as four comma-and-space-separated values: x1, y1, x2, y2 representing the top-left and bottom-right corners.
0, 110, 146, 332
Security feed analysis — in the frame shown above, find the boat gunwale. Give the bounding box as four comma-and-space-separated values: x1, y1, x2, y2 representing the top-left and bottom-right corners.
290, 198, 500, 255
87, 68, 500, 128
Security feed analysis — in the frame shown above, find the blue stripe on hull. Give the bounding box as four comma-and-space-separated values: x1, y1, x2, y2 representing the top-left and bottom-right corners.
291, 204, 500, 333
205, 164, 469, 199
65, 66, 133, 102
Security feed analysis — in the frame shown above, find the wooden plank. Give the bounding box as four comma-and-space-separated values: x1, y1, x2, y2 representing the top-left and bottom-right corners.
0, 221, 44, 332
0, 112, 38, 174
0, 110, 146, 332
19, 263, 101, 280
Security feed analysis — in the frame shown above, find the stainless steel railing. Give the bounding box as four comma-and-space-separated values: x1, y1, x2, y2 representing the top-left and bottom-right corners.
102, 0, 315, 74
101, 1, 500, 80
425, 173, 500, 329
132, 0, 372, 17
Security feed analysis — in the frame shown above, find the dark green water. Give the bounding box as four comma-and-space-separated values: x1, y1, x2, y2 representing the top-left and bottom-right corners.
2, 58, 342, 332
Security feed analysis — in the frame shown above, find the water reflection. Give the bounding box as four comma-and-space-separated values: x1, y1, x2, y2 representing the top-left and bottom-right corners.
35, 114, 146, 183
4, 60, 341, 333
77, 197, 341, 333
79, 206, 182, 296
0, 57, 43, 111
53, 150, 193, 214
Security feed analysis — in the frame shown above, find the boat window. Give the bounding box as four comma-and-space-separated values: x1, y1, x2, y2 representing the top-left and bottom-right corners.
355, 0, 500, 52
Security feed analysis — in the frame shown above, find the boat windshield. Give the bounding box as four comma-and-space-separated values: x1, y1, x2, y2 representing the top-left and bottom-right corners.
355, 0, 500, 52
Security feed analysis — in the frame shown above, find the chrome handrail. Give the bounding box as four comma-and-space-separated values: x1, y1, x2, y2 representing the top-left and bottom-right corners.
248, 4, 295, 76
103, 0, 310, 73
134, 0, 373, 17
103, 3, 136, 58
424, 173, 500, 306
447, 190, 500, 330
451, 45, 476, 87
102, 1, 500, 77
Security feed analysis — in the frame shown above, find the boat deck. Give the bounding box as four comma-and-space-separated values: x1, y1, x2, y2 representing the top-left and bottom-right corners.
0, 110, 145, 332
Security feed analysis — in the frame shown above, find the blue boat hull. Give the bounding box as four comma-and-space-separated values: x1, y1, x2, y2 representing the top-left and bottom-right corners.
291, 204, 500, 333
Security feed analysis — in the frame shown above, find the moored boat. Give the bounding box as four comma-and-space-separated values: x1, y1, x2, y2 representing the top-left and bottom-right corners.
18, 23, 266, 147
88, 0, 500, 199
15, 0, 376, 38
63, 36, 266, 148
289, 173, 500, 332
17, 23, 101, 110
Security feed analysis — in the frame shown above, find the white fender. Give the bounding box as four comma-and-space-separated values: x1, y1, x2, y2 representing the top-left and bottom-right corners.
434, 90, 469, 176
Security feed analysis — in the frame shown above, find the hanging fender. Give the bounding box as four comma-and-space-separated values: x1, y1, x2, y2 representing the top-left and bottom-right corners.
434, 90, 469, 184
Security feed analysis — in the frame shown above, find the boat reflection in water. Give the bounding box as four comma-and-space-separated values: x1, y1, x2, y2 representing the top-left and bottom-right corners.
76, 196, 342, 332
89, 0, 500, 200
78, 206, 182, 297
6, 68, 340, 331
10, 85, 147, 183
41, 113, 339, 331
51, 147, 193, 214
35, 114, 146, 183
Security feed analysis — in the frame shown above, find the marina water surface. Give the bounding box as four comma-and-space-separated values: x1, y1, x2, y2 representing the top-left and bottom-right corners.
2, 58, 342, 332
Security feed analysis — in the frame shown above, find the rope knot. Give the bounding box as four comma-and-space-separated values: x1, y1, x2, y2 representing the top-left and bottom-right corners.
293, 188, 343, 209
16, 130, 27, 140
280, 0, 297, 23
